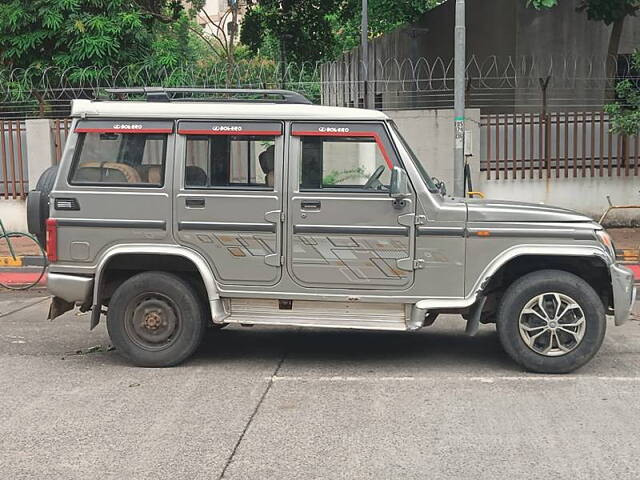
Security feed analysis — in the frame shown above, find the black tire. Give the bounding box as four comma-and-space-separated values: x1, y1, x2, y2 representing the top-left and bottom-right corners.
27, 165, 58, 246
36, 165, 59, 193
26, 191, 44, 237
107, 271, 206, 367
496, 269, 606, 374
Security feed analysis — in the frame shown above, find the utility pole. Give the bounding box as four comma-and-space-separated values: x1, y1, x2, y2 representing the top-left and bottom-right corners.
453, 0, 465, 197
361, 0, 369, 109
227, 0, 239, 87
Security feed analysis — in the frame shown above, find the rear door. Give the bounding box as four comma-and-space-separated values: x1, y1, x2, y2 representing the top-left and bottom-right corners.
287, 122, 416, 290
174, 121, 284, 285
54, 119, 173, 265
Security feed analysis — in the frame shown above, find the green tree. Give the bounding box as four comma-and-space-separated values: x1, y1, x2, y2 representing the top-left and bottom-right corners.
1, 0, 165, 71
528, 0, 640, 99
605, 51, 640, 134
241, 0, 339, 63
0, 0, 204, 113
241, 0, 440, 63
0, 0, 203, 77
331, 0, 441, 52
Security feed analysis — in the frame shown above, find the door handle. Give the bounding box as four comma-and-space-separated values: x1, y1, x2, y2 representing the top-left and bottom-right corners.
301, 200, 321, 210
186, 198, 205, 208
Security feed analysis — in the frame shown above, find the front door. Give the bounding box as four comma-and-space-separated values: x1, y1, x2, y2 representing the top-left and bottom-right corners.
174, 121, 284, 285
287, 122, 416, 290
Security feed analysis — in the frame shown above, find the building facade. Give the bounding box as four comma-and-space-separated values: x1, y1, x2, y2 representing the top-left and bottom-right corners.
189, 0, 249, 40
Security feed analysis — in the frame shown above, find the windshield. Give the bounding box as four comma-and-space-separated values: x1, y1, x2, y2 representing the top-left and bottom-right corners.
388, 121, 439, 194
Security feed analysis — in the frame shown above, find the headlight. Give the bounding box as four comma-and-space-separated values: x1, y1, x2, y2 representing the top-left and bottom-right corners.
596, 230, 616, 259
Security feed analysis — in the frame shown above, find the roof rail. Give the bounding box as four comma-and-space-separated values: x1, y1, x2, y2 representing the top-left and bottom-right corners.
102, 87, 313, 105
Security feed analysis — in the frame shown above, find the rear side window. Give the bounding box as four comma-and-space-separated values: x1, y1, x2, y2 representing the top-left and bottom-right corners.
184, 135, 276, 189
179, 121, 282, 190
69, 121, 172, 187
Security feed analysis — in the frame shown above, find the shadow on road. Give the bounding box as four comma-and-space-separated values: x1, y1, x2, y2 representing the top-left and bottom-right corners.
57, 319, 517, 371
190, 325, 515, 371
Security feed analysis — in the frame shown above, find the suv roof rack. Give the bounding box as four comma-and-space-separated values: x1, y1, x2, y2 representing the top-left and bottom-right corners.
102, 87, 313, 105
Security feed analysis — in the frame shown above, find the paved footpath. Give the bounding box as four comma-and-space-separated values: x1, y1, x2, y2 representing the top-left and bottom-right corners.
2, 291, 640, 479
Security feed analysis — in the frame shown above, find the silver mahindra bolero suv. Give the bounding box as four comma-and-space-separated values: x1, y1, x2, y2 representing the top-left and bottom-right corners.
27, 88, 635, 373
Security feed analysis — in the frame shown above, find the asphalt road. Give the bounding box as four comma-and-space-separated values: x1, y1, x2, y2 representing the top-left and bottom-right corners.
2, 291, 640, 479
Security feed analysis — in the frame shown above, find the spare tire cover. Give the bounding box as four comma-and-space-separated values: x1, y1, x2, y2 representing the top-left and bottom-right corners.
27, 165, 58, 244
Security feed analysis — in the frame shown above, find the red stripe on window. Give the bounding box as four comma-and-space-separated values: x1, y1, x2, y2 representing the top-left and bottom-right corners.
75, 128, 172, 134
178, 129, 282, 136
291, 131, 393, 169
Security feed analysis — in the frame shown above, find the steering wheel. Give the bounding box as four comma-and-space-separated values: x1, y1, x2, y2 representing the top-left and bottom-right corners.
363, 165, 386, 190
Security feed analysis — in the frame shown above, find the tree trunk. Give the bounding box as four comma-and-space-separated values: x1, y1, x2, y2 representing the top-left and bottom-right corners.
31, 90, 46, 117
226, 6, 238, 87
605, 17, 625, 103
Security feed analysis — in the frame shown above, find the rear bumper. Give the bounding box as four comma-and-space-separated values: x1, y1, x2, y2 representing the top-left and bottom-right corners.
611, 263, 636, 326
48, 272, 93, 304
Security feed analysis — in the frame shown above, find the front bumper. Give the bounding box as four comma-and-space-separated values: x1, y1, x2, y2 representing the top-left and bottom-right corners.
611, 263, 636, 326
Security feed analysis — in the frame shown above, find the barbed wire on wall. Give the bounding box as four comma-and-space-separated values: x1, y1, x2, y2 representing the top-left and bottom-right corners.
321, 54, 639, 112
0, 62, 324, 98
323, 54, 637, 89
0, 62, 323, 118
0, 55, 636, 118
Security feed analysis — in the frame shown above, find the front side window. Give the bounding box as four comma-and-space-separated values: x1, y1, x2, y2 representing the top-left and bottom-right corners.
184, 135, 276, 189
70, 132, 167, 186
298, 136, 391, 191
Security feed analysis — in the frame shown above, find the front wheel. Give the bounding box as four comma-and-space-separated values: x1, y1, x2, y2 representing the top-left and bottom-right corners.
107, 271, 206, 367
496, 270, 606, 374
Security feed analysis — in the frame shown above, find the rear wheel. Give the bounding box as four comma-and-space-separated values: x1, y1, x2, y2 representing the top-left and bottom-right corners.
107, 271, 206, 367
496, 269, 606, 374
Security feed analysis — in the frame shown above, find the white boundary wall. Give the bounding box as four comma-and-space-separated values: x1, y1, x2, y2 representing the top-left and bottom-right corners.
478, 176, 640, 225
386, 109, 482, 192
1, 199, 29, 232
0, 119, 55, 232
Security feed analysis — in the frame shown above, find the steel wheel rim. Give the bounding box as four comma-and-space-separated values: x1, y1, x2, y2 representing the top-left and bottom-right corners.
124, 292, 181, 351
518, 292, 586, 357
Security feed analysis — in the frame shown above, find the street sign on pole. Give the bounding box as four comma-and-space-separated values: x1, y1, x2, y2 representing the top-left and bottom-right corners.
453, 0, 466, 197
361, 0, 369, 109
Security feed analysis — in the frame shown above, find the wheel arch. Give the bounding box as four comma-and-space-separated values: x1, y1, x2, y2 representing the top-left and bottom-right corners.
90, 244, 223, 329
479, 247, 613, 314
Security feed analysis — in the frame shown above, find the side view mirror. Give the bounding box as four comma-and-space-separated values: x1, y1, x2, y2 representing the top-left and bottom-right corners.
390, 167, 410, 199
389, 167, 411, 209
431, 177, 447, 196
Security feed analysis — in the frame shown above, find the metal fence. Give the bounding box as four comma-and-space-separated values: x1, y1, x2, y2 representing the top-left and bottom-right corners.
0, 118, 71, 199
51, 118, 72, 164
0, 120, 27, 199
481, 112, 640, 180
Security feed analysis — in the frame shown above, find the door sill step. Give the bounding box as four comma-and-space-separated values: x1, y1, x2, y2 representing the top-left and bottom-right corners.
224, 298, 408, 331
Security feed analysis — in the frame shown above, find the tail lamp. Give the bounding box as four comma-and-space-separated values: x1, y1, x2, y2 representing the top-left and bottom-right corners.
45, 218, 58, 262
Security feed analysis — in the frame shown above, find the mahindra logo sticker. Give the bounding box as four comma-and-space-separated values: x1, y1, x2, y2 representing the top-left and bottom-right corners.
113, 124, 143, 130
212, 125, 243, 132
319, 126, 350, 133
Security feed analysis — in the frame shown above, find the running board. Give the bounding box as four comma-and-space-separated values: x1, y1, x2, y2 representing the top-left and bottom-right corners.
225, 299, 408, 331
